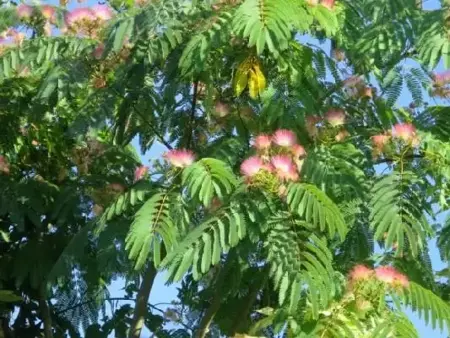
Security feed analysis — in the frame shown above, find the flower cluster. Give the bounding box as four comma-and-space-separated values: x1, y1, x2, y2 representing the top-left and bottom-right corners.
349, 264, 409, 288
0, 29, 25, 52
321, 0, 335, 9
15, 4, 57, 37
433, 71, 450, 86
0, 156, 10, 175
305, 110, 350, 142
164, 149, 196, 168
306, 0, 335, 9
65, 5, 113, 37
134, 165, 149, 182
240, 129, 306, 193
343, 76, 373, 99
431, 71, 450, 98
213, 101, 230, 118
332, 48, 346, 62
371, 122, 419, 158
17, 4, 34, 19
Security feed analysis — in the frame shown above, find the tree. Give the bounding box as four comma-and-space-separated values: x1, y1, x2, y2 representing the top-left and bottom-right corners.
1, 0, 450, 337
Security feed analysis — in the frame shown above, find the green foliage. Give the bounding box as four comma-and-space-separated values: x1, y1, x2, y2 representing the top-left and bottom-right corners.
403, 282, 450, 333
2, 0, 450, 336
369, 172, 432, 256
125, 191, 178, 270
182, 158, 238, 207
265, 214, 334, 317
161, 204, 247, 282
286, 183, 347, 240
97, 180, 153, 233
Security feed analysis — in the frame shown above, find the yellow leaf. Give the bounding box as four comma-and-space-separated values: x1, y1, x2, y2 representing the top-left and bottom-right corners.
253, 64, 266, 95
248, 69, 259, 99
233, 63, 249, 97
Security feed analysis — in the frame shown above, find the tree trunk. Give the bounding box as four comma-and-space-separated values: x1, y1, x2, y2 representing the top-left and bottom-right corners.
195, 254, 235, 338
128, 263, 158, 338
195, 287, 223, 338
39, 285, 53, 338
229, 266, 269, 335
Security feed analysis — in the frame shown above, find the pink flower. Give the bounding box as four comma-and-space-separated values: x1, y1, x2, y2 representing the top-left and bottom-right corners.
93, 43, 105, 59
0, 156, 10, 175
349, 265, 373, 282
43, 21, 52, 37
335, 129, 349, 142
214, 101, 230, 118
372, 133, 390, 150
391, 123, 416, 143
278, 184, 288, 198
271, 155, 298, 181
17, 4, 33, 19
433, 71, 450, 86
261, 162, 275, 173
253, 134, 272, 150
306, 115, 321, 137
292, 144, 306, 158
285, 169, 299, 182
13, 32, 25, 46
134, 166, 148, 182
93, 204, 104, 216
395, 272, 409, 288
325, 109, 346, 127
240, 156, 264, 177
375, 266, 409, 288
375, 266, 397, 284
321, 0, 335, 9
65, 8, 95, 27
272, 129, 297, 147
361, 86, 373, 98
164, 149, 196, 168
306, 115, 321, 125
343, 76, 363, 88
40, 5, 56, 22
92, 4, 113, 21
332, 48, 345, 62
108, 183, 125, 193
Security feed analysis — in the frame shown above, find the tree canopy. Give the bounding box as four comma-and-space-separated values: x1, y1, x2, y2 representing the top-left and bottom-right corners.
1, 0, 450, 337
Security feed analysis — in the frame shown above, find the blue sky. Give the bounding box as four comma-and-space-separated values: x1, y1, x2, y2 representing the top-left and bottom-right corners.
33, 0, 449, 336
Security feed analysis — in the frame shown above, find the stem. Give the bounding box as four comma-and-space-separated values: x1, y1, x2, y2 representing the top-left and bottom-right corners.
39, 285, 54, 338
128, 264, 158, 338
229, 266, 269, 335
374, 153, 423, 165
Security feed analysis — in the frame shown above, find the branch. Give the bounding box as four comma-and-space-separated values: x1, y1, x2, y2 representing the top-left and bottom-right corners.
131, 104, 173, 150
229, 266, 269, 335
374, 154, 424, 165
195, 252, 235, 338
110, 87, 173, 150
56, 297, 165, 315
39, 285, 54, 338
128, 263, 158, 338
187, 81, 198, 149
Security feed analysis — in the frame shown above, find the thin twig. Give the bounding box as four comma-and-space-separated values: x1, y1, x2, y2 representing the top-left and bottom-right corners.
111, 87, 172, 150
374, 154, 424, 165
128, 102, 173, 150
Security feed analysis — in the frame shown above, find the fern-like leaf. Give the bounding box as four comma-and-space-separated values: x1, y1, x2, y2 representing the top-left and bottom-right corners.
182, 158, 237, 207
125, 192, 177, 270
286, 183, 347, 240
